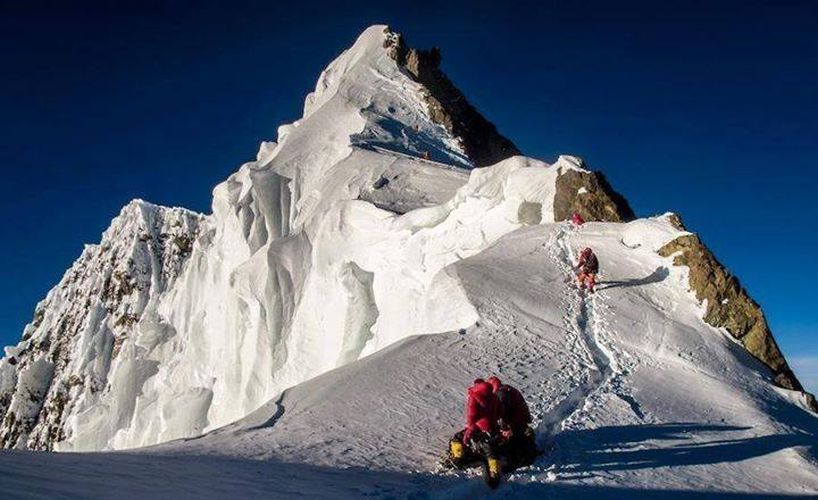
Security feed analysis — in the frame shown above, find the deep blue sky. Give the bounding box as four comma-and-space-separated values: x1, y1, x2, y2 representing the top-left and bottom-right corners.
1, 1, 816, 389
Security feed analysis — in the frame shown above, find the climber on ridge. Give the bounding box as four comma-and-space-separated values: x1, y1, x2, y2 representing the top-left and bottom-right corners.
462, 378, 501, 454
446, 377, 540, 487
447, 378, 503, 487
487, 376, 538, 466
571, 212, 585, 227
576, 247, 599, 293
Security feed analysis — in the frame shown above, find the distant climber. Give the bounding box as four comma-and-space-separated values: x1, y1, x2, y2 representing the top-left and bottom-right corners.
487, 376, 538, 467
571, 212, 585, 226
446, 378, 503, 487
576, 247, 599, 293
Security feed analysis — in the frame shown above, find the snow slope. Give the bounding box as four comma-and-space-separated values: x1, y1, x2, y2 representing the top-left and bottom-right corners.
1, 24, 816, 498
153, 217, 817, 494
2, 217, 816, 498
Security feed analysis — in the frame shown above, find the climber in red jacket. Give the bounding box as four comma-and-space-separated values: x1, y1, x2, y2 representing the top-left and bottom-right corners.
446, 379, 502, 482
462, 378, 501, 444
446, 378, 533, 486
487, 376, 539, 467
452, 378, 502, 486
576, 247, 599, 293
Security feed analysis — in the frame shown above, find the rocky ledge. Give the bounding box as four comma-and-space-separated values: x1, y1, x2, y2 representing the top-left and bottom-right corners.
383, 28, 520, 168
658, 216, 817, 412
553, 156, 636, 222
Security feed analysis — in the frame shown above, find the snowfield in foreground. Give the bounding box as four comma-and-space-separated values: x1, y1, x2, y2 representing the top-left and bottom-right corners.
1, 25, 816, 498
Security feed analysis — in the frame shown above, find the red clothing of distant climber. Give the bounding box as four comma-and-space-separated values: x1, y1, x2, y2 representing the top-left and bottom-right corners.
577, 248, 599, 274
571, 212, 585, 226
487, 376, 532, 431
463, 379, 501, 443
576, 247, 599, 292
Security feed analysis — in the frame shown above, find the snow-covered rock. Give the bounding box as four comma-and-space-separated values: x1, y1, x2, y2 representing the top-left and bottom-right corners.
0, 201, 204, 449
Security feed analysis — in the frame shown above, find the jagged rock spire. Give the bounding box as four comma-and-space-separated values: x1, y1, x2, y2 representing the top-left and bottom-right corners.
383, 27, 520, 167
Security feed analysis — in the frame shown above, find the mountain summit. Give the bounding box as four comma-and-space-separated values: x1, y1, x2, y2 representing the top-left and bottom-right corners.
1, 25, 816, 497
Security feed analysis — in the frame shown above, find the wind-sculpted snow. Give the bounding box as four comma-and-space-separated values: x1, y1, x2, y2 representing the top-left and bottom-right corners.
1, 26, 570, 451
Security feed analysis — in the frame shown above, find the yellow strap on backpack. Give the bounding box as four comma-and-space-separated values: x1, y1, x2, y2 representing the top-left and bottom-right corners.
488, 457, 501, 475
450, 440, 464, 459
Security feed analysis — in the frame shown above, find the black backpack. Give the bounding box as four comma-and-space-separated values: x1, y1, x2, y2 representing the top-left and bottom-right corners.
584, 254, 599, 274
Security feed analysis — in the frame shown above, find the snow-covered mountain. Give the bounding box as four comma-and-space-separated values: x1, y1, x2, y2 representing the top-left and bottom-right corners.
0, 201, 204, 450
1, 25, 816, 498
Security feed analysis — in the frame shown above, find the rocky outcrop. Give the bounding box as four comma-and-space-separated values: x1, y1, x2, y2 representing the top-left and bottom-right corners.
658, 223, 816, 411
552, 156, 635, 222
0, 201, 204, 449
383, 28, 520, 168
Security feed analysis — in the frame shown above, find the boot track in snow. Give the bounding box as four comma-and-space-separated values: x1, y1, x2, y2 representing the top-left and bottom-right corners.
536, 225, 616, 450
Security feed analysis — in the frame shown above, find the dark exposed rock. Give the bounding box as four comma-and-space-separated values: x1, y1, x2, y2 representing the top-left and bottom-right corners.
372, 176, 390, 189
36, 338, 50, 353
553, 160, 635, 222
658, 231, 816, 411
111, 332, 130, 360
383, 28, 520, 168
114, 313, 139, 329
665, 213, 686, 231
173, 234, 193, 254
31, 308, 45, 329
31, 388, 70, 448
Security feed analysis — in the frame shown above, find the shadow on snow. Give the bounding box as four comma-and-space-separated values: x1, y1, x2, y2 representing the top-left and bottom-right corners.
596, 266, 669, 291
1, 425, 816, 500
553, 422, 816, 478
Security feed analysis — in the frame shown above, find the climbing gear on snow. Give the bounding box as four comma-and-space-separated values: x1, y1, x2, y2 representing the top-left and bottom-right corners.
449, 438, 464, 459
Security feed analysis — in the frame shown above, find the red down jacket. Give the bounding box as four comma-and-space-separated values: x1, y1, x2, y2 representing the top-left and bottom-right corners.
463, 378, 501, 443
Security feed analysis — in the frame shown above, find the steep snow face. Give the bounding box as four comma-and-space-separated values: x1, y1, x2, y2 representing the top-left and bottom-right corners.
78, 149, 564, 451
0, 201, 204, 449
0, 26, 559, 451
